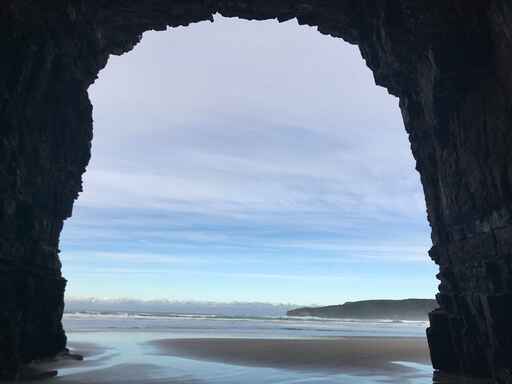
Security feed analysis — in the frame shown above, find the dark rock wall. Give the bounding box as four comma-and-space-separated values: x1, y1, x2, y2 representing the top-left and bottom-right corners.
1, 4, 86, 378
1, 0, 512, 381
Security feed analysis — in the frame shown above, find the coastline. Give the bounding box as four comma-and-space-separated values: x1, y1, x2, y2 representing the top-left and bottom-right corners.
19, 332, 494, 384
17, 311, 492, 383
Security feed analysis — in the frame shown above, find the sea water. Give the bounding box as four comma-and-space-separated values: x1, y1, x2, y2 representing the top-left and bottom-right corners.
63, 311, 429, 338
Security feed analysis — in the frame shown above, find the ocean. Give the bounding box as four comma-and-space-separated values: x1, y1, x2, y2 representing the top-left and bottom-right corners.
63, 311, 429, 338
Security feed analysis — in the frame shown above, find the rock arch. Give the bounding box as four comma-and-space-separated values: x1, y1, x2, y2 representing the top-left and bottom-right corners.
1, 1, 512, 381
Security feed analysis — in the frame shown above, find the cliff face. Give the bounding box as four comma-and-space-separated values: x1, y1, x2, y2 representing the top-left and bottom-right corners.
287, 299, 438, 320
1, 0, 512, 381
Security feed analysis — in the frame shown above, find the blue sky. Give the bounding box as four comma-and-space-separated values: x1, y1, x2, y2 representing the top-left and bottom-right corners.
60, 16, 438, 305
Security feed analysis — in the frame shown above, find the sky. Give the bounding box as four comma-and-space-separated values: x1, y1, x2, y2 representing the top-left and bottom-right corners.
60, 16, 438, 306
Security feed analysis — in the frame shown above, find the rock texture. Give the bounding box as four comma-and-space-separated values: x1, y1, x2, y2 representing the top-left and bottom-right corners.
1, 0, 512, 381
287, 299, 438, 320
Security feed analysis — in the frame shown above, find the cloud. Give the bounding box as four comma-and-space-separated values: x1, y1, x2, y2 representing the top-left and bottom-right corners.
61, 16, 435, 302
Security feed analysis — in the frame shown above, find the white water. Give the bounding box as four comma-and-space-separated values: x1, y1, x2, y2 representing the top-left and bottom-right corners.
63, 311, 429, 338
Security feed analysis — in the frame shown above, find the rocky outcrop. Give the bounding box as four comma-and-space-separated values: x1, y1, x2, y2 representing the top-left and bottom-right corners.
287, 299, 437, 320
1, 0, 512, 381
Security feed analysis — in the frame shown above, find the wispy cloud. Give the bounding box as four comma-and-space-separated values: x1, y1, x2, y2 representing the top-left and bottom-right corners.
61, 16, 436, 303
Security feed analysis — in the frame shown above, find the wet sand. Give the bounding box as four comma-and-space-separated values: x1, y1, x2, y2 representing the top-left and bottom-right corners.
51, 363, 200, 384
151, 337, 431, 375
20, 342, 200, 384
21, 335, 493, 384
19, 342, 111, 383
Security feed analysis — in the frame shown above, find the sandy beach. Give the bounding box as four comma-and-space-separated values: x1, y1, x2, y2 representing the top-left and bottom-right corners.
16, 315, 493, 384
22, 336, 433, 383
21, 334, 493, 384
151, 337, 431, 375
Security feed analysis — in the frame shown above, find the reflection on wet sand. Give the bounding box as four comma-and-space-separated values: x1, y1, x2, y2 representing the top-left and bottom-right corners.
19, 332, 494, 384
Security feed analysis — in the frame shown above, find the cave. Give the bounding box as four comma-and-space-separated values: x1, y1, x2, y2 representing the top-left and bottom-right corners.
1, 0, 512, 381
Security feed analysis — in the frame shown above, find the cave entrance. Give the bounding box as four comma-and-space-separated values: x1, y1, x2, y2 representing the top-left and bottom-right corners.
61, 16, 435, 311
5, 3, 512, 380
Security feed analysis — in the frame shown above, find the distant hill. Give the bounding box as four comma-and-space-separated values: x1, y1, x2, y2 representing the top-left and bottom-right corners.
287, 299, 437, 320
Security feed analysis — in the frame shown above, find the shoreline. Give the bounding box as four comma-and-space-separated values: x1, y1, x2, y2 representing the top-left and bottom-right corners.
18, 342, 109, 383
19, 333, 495, 384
